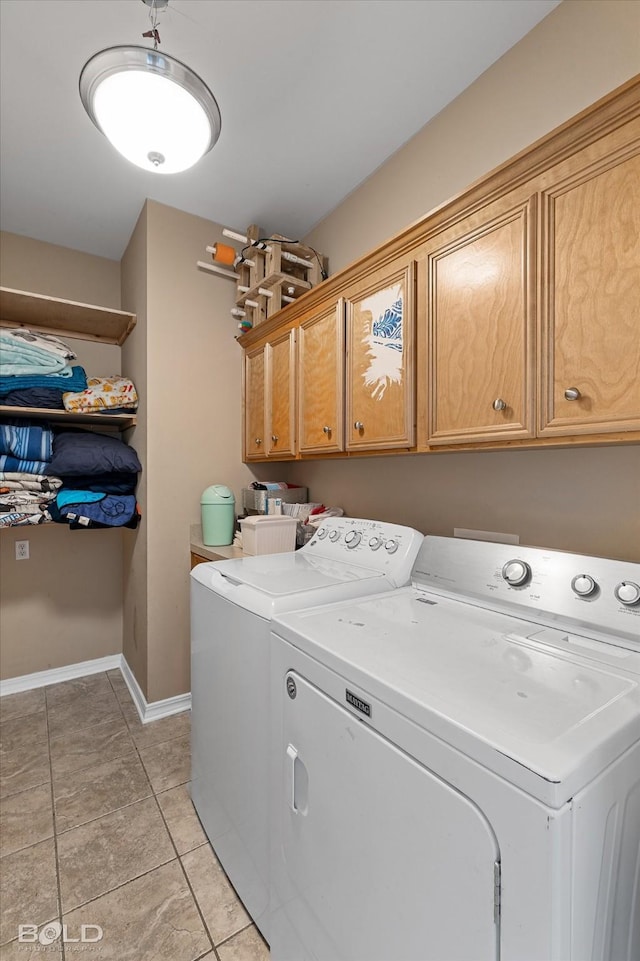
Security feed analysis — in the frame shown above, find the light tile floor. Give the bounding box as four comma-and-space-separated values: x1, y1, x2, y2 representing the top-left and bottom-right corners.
0, 670, 270, 961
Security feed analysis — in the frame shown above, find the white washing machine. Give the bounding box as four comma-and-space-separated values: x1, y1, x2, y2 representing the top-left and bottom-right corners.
270, 536, 640, 961
190, 517, 423, 939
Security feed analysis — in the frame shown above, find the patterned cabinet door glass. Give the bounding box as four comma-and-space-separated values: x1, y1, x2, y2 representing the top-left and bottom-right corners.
244, 345, 266, 461
298, 301, 345, 455
426, 197, 535, 445
539, 149, 640, 435
346, 263, 415, 450
266, 329, 296, 458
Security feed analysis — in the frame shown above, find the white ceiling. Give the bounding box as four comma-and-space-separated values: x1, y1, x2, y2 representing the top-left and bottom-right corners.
0, 0, 560, 262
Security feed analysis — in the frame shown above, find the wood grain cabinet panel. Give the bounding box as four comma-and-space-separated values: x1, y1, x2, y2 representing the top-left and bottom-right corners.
244, 345, 266, 460
425, 198, 535, 444
346, 264, 415, 450
539, 148, 640, 436
298, 301, 345, 454
266, 329, 296, 457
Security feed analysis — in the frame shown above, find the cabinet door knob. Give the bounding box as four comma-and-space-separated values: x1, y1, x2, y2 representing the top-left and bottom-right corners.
271, 435, 278, 443
322, 426, 332, 434
564, 387, 581, 401
492, 398, 507, 411
354, 421, 364, 430
254, 437, 262, 445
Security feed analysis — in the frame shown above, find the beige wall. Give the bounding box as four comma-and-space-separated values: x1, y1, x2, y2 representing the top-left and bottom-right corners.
128, 201, 263, 702
306, 0, 640, 272
0, 232, 124, 679
288, 0, 640, 564
120, 207, 149, 696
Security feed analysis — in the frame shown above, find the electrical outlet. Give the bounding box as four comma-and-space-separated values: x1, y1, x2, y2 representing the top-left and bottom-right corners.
15, 540, 30, 560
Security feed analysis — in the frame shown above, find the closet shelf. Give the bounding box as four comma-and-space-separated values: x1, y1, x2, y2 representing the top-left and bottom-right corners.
0, 286, 136, 346
0, 405, 136, 431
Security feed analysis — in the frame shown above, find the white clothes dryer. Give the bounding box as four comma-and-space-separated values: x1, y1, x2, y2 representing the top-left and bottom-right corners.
190, 517, 423, 939
270, 536, 640, 961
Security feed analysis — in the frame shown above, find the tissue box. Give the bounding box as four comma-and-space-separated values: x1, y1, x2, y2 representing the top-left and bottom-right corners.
240, 515, 298, 555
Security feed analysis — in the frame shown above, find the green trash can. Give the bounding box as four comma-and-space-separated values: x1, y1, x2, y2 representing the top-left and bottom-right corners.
201, 485, 235, 546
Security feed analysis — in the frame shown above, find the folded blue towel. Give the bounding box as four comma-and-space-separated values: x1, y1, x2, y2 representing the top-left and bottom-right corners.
0, 366, 88, 397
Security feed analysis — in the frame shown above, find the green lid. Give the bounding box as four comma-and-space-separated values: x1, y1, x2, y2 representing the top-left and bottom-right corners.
201, 484, 235, 505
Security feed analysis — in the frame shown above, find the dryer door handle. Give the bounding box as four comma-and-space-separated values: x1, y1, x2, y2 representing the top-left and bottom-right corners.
286, 743, 309, 815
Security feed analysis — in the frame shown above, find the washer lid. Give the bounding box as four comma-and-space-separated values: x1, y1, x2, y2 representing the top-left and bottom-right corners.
191, 552, 387, 616
272, 589, 640, 805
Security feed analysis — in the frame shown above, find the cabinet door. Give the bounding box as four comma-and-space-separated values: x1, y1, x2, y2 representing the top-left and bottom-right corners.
539, 150, 640, 435
244, 345, 266, 461
266, 329, 296, 458
298, 301, 345, 454
425, 198, 535, 445
346, 263, 415, 450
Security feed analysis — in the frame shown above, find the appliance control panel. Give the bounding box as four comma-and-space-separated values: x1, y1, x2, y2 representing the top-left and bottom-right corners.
304, 518, 424, 586
412, 536, 640, 648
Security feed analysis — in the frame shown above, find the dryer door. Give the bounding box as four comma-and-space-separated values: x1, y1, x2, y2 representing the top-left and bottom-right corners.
273, 671, 500, 961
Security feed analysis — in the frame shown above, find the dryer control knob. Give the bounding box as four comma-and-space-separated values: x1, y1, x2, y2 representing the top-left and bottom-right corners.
502, 559, 531, 587
345, 531, 361, 548
329, 530, 341, 542
571, 574, 597, 597
385, 539, 399, 554
369, 536, 383, 551
316, 528, 328, 539
614, 581, 640, 606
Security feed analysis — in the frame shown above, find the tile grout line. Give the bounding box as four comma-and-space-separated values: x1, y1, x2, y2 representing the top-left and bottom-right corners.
112, 664, 219, 961
44, 682, 67, 961
113, 663, 219, 960
152, 787, 219, 961
115, 671, 256, 958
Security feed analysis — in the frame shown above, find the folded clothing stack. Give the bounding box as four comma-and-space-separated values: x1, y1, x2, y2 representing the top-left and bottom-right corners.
0, 423, 143, 529
46, 431, 142, 529
0, 328, 89, 411
62, 375, 138, 414
0, 328, 76, 376
0, 471, 62, 527
0, 422, 59, 525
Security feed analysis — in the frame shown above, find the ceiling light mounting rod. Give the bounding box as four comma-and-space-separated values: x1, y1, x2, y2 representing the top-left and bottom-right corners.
142, 0, 167, 50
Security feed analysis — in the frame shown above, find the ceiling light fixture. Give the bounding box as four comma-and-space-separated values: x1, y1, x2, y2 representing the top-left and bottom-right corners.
79, 0, 221, 175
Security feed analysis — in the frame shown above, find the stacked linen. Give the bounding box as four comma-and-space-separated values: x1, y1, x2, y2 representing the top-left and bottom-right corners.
62, 375, 138, 415
0, 472, 62, 527
0, 422, 61, 526
46, 430, 142, 530
0, 328, 75, 375
0, 327, 88, 409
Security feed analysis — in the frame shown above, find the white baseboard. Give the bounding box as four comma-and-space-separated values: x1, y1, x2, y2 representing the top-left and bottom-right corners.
0, 653, 191, 725
0, 654, 122, 696
119, 656, 191, 724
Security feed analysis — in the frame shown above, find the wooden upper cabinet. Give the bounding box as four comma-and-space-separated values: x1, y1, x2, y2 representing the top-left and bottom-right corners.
266, 329, 296, 458
298, 300, 345, 454
244, 345, 266, 460
346, 263, 415, 450
539, 148, 640, 436
423, 197, 535, 445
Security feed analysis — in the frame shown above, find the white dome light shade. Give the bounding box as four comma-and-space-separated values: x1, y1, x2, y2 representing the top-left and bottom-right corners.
80, 46, 221, 174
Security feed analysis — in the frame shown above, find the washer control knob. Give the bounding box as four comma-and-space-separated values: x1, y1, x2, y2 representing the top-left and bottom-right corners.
571, 574, 597, 597
329, 530, 341, 542
316, 527, 328, 539
345, 531, 361, 549
385, 539, 399, 554
502, 559, 531, 587
614, 581, 640, 606
369, 536, 383, 551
